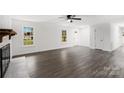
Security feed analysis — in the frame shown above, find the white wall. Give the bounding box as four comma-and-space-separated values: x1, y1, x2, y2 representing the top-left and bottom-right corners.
1, 16, 118, 55
2, 15, 124, 55
11, 19, 77, 56
0, 15, 13, 60
90, 23, 112, 51
90, 22, 124, 51
12, 19, 117, 56
0, 15, 12, 29
120, 27, 124, 44
111, 23, 124, 50
78, 26, 90, 47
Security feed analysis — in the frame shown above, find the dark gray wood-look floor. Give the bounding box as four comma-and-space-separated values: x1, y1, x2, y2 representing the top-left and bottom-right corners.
5, 46, 124, 78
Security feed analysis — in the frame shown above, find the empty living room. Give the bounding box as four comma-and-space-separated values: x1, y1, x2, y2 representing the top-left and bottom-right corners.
1, 15, 124, 78
1, 0, 124, 93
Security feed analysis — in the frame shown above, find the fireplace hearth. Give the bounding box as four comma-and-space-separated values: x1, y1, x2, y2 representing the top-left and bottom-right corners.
0, 44, 10, 78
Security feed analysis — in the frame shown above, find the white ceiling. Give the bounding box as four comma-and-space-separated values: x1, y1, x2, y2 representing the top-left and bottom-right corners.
10, 15, 60, 22
10, 15, 124, 25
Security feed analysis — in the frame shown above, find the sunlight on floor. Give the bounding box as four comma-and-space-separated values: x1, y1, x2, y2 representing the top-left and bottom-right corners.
5, 56, 29, 78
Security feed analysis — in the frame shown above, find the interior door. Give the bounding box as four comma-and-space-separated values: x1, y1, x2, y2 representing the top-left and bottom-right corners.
73, 30, 80, 46
94, 29, 104, 50
119, 27, 124, 45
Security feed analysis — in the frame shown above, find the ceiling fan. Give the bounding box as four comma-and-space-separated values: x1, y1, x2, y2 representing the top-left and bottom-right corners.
59, 15, 82, 23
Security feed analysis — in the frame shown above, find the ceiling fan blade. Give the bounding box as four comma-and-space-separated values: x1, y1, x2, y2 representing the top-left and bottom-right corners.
71, 18, 81, 20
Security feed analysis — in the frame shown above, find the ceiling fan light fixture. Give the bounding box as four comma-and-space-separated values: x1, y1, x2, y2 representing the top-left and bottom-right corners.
67, 19, 73, 23
59, 15, 81, 23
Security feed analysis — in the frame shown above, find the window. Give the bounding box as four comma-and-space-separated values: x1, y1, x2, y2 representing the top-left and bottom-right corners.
62, 30, 67, 42
23, 27, 34, 46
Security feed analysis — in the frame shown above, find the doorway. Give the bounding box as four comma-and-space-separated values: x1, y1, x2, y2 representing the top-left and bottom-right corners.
72, 28, 80, 46
119, 27, 124, 45
94, 28, 104, 50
